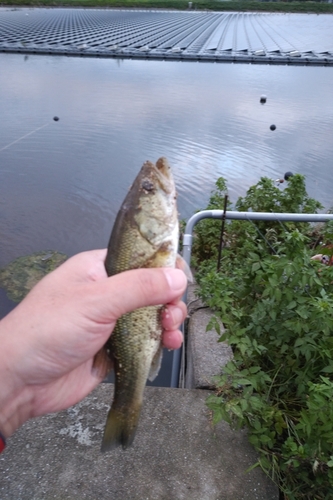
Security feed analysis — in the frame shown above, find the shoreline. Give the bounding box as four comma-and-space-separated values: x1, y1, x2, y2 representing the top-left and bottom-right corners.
1, 1, 333, 14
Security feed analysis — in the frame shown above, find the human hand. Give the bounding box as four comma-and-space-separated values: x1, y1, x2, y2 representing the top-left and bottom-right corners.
0, 249, 187, 438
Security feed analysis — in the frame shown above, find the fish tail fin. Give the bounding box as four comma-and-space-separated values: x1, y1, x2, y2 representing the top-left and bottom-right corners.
101, 405, 141, 452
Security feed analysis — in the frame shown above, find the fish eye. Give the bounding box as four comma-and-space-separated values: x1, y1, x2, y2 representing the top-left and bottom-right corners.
142, 180, 155, 192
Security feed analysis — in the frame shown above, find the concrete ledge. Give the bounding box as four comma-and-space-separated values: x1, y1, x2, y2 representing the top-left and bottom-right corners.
185, 307, 233, 389
185, 283, 233, 389
0, 384, 278, 499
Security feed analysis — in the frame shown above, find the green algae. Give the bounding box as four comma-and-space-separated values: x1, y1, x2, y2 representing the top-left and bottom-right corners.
0, 251, 67, 302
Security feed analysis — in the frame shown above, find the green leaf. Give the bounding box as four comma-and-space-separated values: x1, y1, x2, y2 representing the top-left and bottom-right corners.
321, 365, 333, 373
269, 310, 277, 321
249, 366, 261, 374
259, 434, 273, 445
248, 252, 260, 261
268, 276, 278, 288
236, 378, 253, 386
294, 338, 304, 348
246, 461, 260, 473
229, 405, 244, 419
252, 262, 261, 272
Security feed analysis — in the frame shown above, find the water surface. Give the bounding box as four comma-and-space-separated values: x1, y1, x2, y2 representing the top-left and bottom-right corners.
1, 53, 332, 383
1, 54, 332, 266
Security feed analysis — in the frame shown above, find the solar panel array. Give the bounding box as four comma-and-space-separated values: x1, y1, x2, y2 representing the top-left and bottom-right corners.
0, 8, 332, 65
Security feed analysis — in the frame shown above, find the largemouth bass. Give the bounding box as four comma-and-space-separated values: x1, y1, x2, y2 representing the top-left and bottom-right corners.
101, 157, 178, 452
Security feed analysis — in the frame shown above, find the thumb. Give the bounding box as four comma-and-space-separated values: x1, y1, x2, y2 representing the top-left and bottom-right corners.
94, 268, 187, 321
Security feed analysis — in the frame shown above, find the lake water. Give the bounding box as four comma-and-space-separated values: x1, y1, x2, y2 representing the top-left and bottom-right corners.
1, 52, 332, 384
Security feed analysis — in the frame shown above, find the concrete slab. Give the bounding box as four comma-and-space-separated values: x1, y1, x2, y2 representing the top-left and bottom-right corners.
0, 384, 278, 499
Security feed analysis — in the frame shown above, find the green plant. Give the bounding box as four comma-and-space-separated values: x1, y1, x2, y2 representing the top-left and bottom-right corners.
193, 175, 333, 498
191, 177, 230, 266
194, 174, 322, 278
2, 0, 333, 13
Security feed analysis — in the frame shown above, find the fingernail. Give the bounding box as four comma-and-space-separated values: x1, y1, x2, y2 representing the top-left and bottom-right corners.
163, 268, 187, 292
171, 306, 184, 325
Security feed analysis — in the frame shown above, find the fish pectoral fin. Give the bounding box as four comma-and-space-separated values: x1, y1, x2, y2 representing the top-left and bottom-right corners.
92, 348, 113, 380
176, 254, 193, 283
148, 345, 163, 382
101, 405, 141, 452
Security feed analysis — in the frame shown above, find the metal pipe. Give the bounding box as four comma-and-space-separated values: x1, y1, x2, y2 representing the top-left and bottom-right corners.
170, 209, 333, 388
217, 196, 228, 272
182, 210, 333, 272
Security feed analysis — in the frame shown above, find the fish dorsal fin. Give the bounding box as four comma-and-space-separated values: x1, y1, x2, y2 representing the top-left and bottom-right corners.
176, 254, 193, 283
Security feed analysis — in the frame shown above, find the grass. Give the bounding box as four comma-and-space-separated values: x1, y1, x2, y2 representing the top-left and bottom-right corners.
1, 0, 333, 13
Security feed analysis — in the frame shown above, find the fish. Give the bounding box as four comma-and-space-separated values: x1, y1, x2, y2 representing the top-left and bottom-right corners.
101, 157, 179, 452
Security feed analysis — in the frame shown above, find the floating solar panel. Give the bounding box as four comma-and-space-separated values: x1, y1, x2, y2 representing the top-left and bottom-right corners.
0, 8, 332, 65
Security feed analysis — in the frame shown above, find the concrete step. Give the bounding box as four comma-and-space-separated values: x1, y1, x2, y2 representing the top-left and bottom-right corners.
0, 384, 278, 499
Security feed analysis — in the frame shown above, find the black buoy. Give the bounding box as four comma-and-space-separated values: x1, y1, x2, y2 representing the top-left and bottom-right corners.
270, 124, 276, 131
53, 116, 59, 121
260, 95, 267, 104
284, 171, 294, 181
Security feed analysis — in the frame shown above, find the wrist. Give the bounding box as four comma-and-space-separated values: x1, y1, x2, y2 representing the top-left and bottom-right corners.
0, 386, 33, 439
0, 314, 33, 439
0, 431, 5, 453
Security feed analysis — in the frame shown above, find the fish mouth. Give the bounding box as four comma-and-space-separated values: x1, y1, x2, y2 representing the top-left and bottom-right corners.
155, 157, 174, 194
139, 158, 175, 196
156, 157, 171, 178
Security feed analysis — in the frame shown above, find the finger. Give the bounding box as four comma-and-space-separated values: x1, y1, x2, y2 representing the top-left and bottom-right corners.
162, 329, 183, 350
161, 302, 187, 331
95, 268, 187, 320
